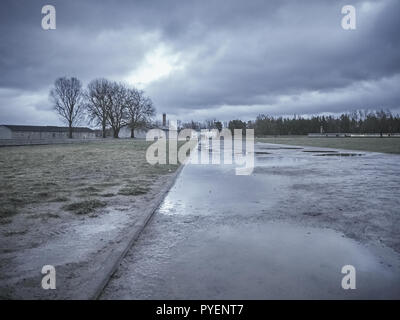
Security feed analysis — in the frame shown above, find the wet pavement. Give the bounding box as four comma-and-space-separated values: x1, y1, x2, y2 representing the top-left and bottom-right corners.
101, 143, 400, 299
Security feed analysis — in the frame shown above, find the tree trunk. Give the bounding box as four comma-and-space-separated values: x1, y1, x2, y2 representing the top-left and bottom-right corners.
113, 128, 119, 138
68, 123, 73, 139
131, 128, 135, 138
102, 121, 106, 138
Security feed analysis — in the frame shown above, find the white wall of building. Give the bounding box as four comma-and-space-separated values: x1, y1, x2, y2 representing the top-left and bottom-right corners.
118, 126, 148, 139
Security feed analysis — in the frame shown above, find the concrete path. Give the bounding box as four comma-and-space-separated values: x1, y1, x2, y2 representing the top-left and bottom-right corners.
101, 143, 400, 299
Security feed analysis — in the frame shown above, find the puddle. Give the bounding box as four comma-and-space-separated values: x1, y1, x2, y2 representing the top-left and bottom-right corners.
303, 150, 338, 153
254, 156, 309, 167
257, 146, 303, 150
314, 153, 364, 157
102, 144, 400, 300
105, 220, 400, 299
303, 211, 323, 217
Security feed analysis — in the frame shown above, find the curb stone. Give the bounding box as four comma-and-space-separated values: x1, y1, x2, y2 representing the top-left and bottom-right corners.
87, 164, 185, 300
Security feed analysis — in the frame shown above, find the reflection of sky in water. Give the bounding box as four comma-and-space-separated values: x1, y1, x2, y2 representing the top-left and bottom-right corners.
104, 142, 400, 299
157, 143, 399, 220
158, 196, 175, 215
158, 195, 188, 216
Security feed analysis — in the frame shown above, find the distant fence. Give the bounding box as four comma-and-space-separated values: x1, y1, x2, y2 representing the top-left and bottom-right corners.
308, 133, 400, 138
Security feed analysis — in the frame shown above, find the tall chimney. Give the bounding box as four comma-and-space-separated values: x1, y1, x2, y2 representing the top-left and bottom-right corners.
162, 113, 166, 127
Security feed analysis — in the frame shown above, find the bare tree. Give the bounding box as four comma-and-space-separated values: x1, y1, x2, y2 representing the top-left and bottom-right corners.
182, 120, 201, 130
50, 77, 84, 138
205, 119, 219, 129
85, 78, 113, 138
126, 88, 155, 138
106, 82, 128, 138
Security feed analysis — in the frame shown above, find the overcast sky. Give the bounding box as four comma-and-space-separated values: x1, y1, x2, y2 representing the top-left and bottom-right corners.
0, 0, 399, 125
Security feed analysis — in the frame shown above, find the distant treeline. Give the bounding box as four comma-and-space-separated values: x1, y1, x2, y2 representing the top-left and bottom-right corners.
225, 110, 400, 135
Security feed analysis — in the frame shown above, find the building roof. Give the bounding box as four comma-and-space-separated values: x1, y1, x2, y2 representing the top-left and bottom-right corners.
1, 125, 94, 133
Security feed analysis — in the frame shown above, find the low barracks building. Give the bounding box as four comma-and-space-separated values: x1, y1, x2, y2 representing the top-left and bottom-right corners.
0, 125, 96, 140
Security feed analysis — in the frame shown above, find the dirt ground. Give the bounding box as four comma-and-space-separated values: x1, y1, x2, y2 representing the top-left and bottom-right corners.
0, 140, 180, 299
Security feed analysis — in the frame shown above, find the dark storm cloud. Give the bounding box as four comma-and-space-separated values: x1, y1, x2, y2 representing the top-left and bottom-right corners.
0, 0, 399, 124
145, 0, 400, 116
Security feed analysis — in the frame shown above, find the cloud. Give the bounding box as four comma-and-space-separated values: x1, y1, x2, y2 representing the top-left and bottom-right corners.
0, 88, 59, 125
0, 0, 399, 124
166, 74, 400, 121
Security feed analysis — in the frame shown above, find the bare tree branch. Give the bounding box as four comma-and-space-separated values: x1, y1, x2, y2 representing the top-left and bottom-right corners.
50, 77, 84, 138
125, 88, 155, 138
84, 78, 113, 138
105, 82, 128, 138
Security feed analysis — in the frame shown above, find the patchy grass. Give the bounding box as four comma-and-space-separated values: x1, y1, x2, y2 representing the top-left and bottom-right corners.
79, 186, 101, 193
0, 218, 12, 225
3, 230, 28, 237
49, 196, 70, 202
100, 193, 116, 198
62, 199, 107, 215
0, 205, 18, 218
77, 186, 101, 198
118, 185, 150, 196
0, 140, 181, 219
256, 136, 400, 154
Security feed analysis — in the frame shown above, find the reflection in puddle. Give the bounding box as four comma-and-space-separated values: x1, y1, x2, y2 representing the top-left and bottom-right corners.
158, 197, 177, 215
302, 150, 338, 153
314, 153, 364, 157
102, 142, 400, 299
112, 219, 400, 299
256, 146, 303, 150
